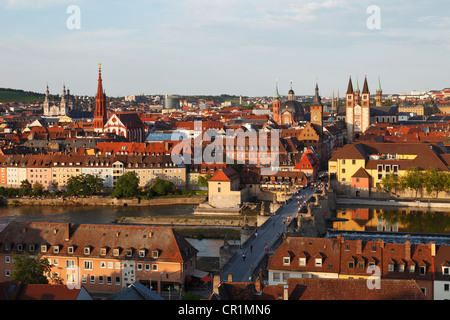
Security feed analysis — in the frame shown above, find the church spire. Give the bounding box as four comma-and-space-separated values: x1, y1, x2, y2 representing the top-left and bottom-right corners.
94, 62, 107, 132
346, 75, 353, 94
274, 78, 280, 100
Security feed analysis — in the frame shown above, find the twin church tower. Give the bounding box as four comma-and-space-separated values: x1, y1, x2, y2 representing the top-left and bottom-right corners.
272, 75, 383, 143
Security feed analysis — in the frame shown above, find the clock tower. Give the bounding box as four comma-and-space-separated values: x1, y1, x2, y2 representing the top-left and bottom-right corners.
310, 82, 323, 138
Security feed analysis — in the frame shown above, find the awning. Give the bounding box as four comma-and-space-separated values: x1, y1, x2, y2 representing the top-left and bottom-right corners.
190, 269, 209, 279
200, 275, 213, 283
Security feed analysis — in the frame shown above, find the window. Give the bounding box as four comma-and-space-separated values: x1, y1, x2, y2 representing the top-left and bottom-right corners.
442, 267, 449, 275
399, 264, 405, 272
90, 275, 95, 284
409, 265, 416, 273
358, 261, 365, 270
5, 256, 10, 263
152, 250, 159, 258
53, 246, 59, 253
82, 275, 87, 284
100, 248, 107, 256
273, 272, 280, 282
107, 277, 112, 285
315, 258, 322, 267
100, 261, 106, 269
283, 257, 290, 265
116, 277, 121, 285
139, 250, 146, 258
41, 245, 47, 253
299, 257, 306, 266
113, 249, 120, 256
68, 246, 74, 254
420, 266, 426, 275
126, 249, 132, 257
348, 261, 354, 269
152, 264, 158, 271
137, 263, 143, 271
388, 264, 395, 272
66, 260, 75, 269
99, 276, 104, 284
444, 284, 449, 292
84, 247, 90, 255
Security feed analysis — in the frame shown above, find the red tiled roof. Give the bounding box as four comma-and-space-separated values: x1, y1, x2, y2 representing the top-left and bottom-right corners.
208, 167, 240, 182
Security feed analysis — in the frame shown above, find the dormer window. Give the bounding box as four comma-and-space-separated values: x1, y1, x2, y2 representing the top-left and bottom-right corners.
84, 247, 90, 255
139, 250, 146, 258
100, 248, 107, 256
314, 258, 322, 267
152, 250, 159, 258
53, 245, 60, 253
126, 249, 133, 257
299, 257, 306, 266
68, 246, 74, 254
17, 244, 23, 252
41, 245, 47, 253
29, 245, 35, 252
283, 257, 291, 265
113, 249, 120, 257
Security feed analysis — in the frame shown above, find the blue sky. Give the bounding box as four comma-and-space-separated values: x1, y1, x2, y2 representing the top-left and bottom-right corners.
0, 0, 449, 98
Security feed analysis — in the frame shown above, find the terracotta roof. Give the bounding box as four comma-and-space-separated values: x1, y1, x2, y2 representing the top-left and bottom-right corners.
351, 167, 371, 178
208, 167, 240, 182
260, 278, 426, 300
0, 221, 197, 263
0, 281, 87, 300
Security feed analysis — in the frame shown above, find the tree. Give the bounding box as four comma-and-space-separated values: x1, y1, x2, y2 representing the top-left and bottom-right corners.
12, 254, 60, 284
112, 171, 140, 198
381, 173, 402, 196
66, 174, 104, 196
197, 173, 212, 189
423, 168, 448, 199
399, 167, 424, 198
19, 180, 32, 197
32, 182, 44, 197
151, 177, 175, 196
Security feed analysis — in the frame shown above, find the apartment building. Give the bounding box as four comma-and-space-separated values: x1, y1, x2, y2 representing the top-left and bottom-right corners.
267, 236, 449, 300
0, 221, 199, 296
328, 141, 450, 196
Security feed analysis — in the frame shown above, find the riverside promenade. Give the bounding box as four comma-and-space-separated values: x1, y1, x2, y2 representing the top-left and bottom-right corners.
220, 187, 315, 282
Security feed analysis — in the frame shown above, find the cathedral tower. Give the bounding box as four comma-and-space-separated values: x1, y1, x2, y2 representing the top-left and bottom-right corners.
376, 76, 382, 107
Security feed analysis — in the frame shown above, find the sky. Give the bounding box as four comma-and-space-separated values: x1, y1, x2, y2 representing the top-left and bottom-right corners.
0, 0, 449, 98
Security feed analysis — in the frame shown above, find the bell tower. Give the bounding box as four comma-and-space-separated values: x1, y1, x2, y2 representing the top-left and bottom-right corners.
272, 79, 281, 124
346, 75, 355, 142
376, 76, 382, 106
94, 63, 108, 132
310, 82, 323, 137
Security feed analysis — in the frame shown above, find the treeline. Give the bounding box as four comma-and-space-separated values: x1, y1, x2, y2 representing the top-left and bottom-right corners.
381, 167, 450, 199
0, 173, 196, 199
0, 88, 46, 103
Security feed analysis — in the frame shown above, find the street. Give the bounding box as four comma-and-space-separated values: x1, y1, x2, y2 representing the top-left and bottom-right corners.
220, 186, 316, 282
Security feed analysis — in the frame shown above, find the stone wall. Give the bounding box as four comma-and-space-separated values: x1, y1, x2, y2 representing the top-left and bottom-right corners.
3, 196, 207, 207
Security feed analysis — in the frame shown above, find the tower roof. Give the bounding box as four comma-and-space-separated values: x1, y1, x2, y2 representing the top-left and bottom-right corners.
377, 76, 382, 92
362, 75, 370, 94
274, 79, 281, 100
346, 75, 353, 94
311, 82, 322, 106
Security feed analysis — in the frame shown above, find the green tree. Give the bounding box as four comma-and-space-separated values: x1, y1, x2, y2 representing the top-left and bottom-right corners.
381, 173, 403, 196
19, 180, 32, 197
197, 173, 212, 189
112, 171, 140, 198
66, 174, 104, 196
399, 167, 424, 198
148, 177, 175, 196
12, 254, 59, 284
423, 168, 448, 199
32, 182, 44, 197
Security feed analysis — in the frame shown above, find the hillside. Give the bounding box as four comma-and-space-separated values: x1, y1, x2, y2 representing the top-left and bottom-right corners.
0, 88, 45, 103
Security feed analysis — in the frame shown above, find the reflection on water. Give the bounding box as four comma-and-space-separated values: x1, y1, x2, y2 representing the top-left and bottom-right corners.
0, 204, 196, 226
334, 207, 450, 234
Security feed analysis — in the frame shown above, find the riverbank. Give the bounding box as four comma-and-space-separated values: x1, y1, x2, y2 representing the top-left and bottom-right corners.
1, 195, 207, 207
336, 197, 450, 210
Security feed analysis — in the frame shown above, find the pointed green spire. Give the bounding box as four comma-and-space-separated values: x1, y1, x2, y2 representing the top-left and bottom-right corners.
274, 78, 281, 100
356, 77, 360, 92
377, 76, 382, 92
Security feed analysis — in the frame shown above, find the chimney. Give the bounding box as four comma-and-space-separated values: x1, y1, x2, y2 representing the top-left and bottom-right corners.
430, 242, 436, 257
405, 241, 411, 260
227, 273, 233, 283
213, 275, 221, 295
64, 223, 70, 242
356, 240, 362, 255
283, 285, 289, 300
